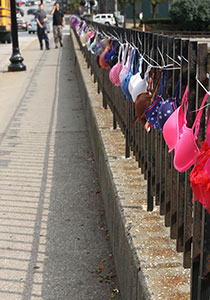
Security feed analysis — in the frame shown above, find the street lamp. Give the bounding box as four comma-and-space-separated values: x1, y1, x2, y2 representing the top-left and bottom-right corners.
8, 0, 26, 71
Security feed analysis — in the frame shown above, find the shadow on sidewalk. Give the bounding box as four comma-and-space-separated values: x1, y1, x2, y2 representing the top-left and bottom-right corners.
18, 36, 120, 300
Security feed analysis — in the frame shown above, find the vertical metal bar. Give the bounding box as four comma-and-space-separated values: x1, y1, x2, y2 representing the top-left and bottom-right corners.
170, 38, 181, 239
164, 36, 173, 227
147, 32, 153, 211
176, 38, 188, 253
194, 43, 210, 300
158, 35, 165, 216
183, 40, 197, 269
198, 209, 210, 300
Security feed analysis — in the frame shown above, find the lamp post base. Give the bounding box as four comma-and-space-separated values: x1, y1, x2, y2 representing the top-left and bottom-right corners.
8, 48, 26, 72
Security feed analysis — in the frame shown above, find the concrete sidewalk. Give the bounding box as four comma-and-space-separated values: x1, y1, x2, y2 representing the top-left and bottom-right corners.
0, 35, 120, 299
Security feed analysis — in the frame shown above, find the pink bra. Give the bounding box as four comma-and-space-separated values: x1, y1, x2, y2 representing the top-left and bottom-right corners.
174, 92, 209, 172
164, 87, 210, 172
163, 86, 188, 153
109, 44, 123, 86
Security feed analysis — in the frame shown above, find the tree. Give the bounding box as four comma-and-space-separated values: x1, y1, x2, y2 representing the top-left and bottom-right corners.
150, 0, 166, 19
170, 0, 198, 30
118, 0, 129, 27
129, 0, 141, 28
196, 0, 210, 30
118, 0, 141, 28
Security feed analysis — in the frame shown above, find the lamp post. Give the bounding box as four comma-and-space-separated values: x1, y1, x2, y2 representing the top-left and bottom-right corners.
8, 0, 26, 71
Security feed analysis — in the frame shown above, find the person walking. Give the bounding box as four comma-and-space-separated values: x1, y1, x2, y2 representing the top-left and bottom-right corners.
35, 3, 50, 50
50, 2, 65, 48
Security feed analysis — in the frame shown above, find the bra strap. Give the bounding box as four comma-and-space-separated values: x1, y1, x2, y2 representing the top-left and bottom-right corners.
129, 49, 136, 73
134, 55, 141, 75
122, 43, 128, 65
151, 69, 163, 102
158, 69, 167, 97
126, 47, 133, 67
193, 93, 210, 138
118, 44, 122, 63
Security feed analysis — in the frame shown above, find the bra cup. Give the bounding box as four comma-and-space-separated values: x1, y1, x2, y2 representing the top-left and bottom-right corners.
109, 63, 123, 86
121, 72, 133, 100
119, 66, 129, 83
129, 73, 147, 103
135, 93, 152, 126
174, 126, 200, 172
163, 106, 182, 153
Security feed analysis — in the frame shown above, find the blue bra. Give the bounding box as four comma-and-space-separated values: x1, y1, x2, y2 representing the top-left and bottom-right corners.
104, 41, 117, 63
144, 69, 167, 130
145, 71, 180, 131
121, 49, 139, 101
157, 79, 180, 131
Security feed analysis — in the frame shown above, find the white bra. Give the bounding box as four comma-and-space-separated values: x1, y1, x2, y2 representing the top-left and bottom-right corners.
119, 44, 130, 84
128, 63, 151, 103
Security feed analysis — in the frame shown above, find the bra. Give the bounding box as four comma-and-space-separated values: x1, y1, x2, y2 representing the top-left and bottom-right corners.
96, 38, 108, 56
119, 44, 131, 84
157, 79, 180, 131
104, 43, 118, 64
108, 49, 119, 68
109, 44, 123, 86
89, 33, 99, 53
134, 69, 162, 127
90, 33, 101, 54
190, 118, 210, 212
163, 86, 188, 153
128, 60, 151, 103
144, 69, 167, 130
99, 38, 112, 70
173, 92, 210, 172
87, 32, 97, 51
121, 49, 138, 101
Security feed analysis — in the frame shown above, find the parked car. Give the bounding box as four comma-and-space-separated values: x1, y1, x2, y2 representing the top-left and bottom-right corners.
28, 18, 37, 33
16, 1, 24, 6
17, 18, 28, 31
28, 18, 51, 34
93, 13, 116, 26
27, 8, 38, 15
25, 0, 34, 5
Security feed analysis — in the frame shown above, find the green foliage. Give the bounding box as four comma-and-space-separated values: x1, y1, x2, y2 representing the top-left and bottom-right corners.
196, 0, 210, 30
170, 0, 210, 31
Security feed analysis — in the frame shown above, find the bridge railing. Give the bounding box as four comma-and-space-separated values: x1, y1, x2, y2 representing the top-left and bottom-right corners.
73, 21, 210, 300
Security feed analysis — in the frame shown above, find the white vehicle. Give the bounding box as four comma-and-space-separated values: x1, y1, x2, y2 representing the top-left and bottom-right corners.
93, 13, 116, 26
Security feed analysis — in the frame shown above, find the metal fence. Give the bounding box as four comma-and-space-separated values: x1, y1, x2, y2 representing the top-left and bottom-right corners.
73, 21, 210, 300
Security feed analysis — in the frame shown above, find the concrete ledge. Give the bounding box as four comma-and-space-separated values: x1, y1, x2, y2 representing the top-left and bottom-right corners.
70, 31, 191, 300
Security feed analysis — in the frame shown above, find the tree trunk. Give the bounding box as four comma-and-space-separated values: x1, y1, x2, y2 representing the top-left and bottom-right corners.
152, 3, 157, 18
123, 0, 126, 28
132, 0, 136, 28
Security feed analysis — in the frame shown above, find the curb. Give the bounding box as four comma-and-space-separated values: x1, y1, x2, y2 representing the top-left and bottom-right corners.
70, 31, 191, 300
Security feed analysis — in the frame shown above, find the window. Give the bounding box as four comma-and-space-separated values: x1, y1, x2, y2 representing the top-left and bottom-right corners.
101, 15, 105, 18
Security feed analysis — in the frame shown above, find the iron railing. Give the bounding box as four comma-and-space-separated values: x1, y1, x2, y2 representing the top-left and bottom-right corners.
73, 21, 210, 300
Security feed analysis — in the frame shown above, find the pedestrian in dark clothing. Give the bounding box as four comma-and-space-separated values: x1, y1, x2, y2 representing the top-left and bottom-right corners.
50, 2, 65, 48
35, 3, 50, 50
